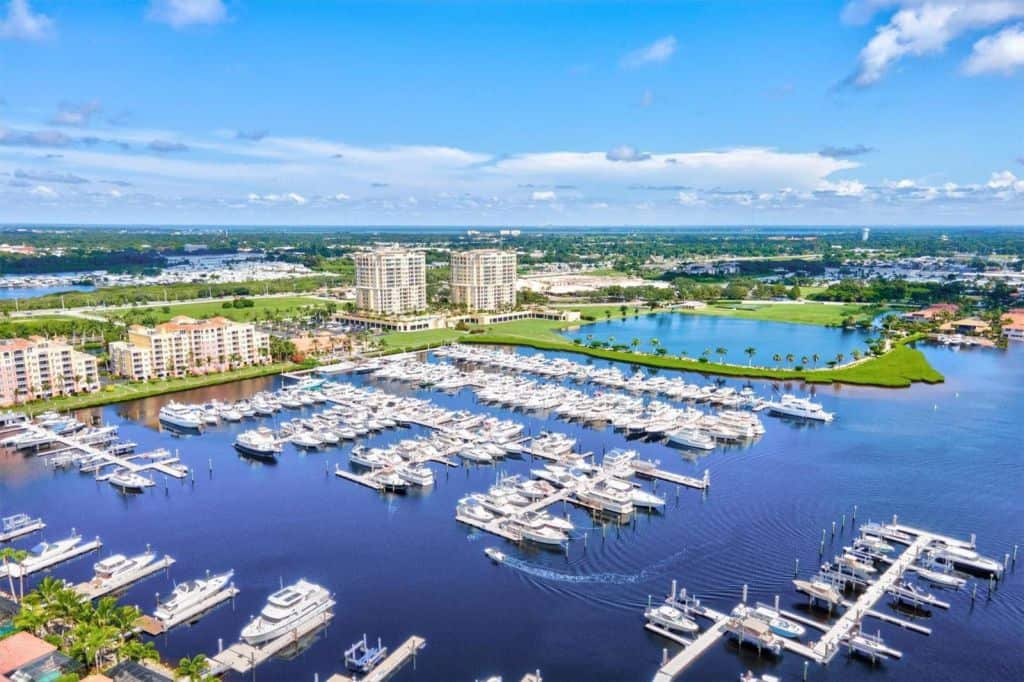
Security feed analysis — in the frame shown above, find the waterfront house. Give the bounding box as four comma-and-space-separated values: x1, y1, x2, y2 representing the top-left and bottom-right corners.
938, 318, 991, 335
903, 303, 959, 322
0, 632, 79, 681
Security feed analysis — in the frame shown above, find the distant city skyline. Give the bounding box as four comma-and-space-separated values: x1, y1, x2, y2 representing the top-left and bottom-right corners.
1, 0, 1023, 225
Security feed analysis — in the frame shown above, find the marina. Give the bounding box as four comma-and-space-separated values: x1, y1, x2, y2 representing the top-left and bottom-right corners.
73, 551, 177, 600
328, 635, 427, 682
0, 340, 1020, 681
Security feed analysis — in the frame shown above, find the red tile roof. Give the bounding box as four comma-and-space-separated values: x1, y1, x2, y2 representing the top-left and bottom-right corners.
0, 632, 57, 675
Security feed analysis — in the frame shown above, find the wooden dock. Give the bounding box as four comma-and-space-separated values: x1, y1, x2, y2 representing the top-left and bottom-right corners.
327, 635, 426, 682
652, 618, 728, 682
147, 585, 239, 633
207, 610, 335, 675
335, 467, 384, 491
74, 554, 175, 599
0, 538, 102, 578
633, 465, 709, 491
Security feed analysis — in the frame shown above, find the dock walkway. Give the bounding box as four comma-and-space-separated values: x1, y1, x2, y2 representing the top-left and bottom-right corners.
74, 555, 175, 600
207, 611, 334, 675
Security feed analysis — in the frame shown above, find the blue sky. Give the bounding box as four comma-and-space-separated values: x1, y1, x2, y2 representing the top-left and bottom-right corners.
1, 0, 1023, 225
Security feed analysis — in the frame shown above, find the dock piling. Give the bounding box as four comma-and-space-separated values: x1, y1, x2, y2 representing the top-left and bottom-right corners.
853, 504, 857, 521
794, 558, 800, 575
803, 661, 809, 680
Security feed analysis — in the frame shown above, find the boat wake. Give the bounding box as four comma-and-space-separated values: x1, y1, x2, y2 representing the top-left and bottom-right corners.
498, 549, 686, 586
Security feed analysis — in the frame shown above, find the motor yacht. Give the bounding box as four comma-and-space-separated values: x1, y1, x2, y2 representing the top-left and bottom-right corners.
644, 604, 699, 634
159, 403, 203, 431
511, 518, 568, 547
154, 569, 234, 623
87, 551, 157, 590
666, 428, 715, 450
290, 431, 323, 450
457, 498, 495, 523
397, 464, 434, 487
18, 534, 83, 571
792, 578, 843, 607
767, 394, 834, 422
234, 428, 282, 460
108, 469, 156, 493
241, 580, 334, 645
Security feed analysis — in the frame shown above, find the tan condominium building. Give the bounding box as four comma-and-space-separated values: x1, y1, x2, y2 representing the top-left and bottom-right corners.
109, 315, 271, 381
0, 336, 100, 406
354, 248, 427, 315
450, 249, 517, 311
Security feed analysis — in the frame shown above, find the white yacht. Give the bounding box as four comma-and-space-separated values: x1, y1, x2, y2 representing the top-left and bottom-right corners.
159, 403, 204, 430
397, 464, 434, 487
603, 478, 665, 511
241, 580, 334, 645
733, 604, 806, 639
666, 428, 715, 450
511, 518, 568, 547
234, 428, 282, 460
926, 544, 1003, 578
19, 534, 83, 571
576, 482, 634, 515
457, 498, 495, 523
290, 431, 323, 450
155, 570, 235, 623
767, 394, 834, 422
793, 578, 843, 607
87, 551, 158, 590
645, 604, 699, 633
108, 470, 156, 493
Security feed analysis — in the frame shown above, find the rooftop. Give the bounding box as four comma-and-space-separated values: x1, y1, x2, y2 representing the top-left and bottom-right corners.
0, 632, 56, 676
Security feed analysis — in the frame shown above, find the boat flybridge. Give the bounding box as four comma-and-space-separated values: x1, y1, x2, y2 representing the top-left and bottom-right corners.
766, 394, 834, 422
241, 579, 334, 645
159, 403, 204, 431
644, 603, 699, 634
87, 550, 158, 590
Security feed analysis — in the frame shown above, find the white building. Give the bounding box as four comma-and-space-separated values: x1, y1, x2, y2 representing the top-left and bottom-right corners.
450, 249, 517, 311
354, 248, 427, 315
0, 337, 100, 406
109, 315, 271, 381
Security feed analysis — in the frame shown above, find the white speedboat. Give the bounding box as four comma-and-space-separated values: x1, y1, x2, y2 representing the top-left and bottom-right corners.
793, 579, 843, 607
733, 604, 806, 639
513, 519, 568, 547
241, 580, 334, 645
155, 569, 234, 623
740, 672, 781, 682
19, 534, 83, 571
910, 561, 967, 589
87, 551, 157, 590
841, 630, 897, 662
457, 499, 495, 523
159, 403, 203, 431
484, 547, 506, 564
108, 469, 156, 492
645, 604, 699, 634
290, 431, 323, 450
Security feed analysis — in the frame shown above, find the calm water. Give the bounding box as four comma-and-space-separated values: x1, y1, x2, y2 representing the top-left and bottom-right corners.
0, 284, 95, 300
562, 313, 874, 365
1, 340, 1022, 682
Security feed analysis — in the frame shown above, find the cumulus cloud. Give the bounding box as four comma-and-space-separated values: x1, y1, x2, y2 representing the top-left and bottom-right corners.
333, 192, 351, 201
676, 190, 704, 206
247, 192, 308, 205
817, 178, 868, 196
0, 0, 53, 41
963, 23, 1024, 74
51, 100, 102, 127
819, 144, 876, 158
147, 139, 189, 153
987, 169, 1024, 192
236, 129, 269, 141
621, 35, 677, 68
148, 0, 227, 29
14, 169, 88, 184
606, 145, 651, 162
847, 1, 1024, 86
531, 190, 557, 201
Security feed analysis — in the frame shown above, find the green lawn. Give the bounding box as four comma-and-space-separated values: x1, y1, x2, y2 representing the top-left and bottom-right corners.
676, 301, 884, 326
21, 362, 300, 415
379, 328, 467, 351
105, 296, 326, 324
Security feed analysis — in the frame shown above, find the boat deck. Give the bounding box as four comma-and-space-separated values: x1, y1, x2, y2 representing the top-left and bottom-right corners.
148, 585, 239, 632
74, 555, 176, 599
326, 635, 426, 682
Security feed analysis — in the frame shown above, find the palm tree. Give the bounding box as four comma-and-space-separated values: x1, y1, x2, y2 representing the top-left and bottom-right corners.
715, 347, 727, 363
631, 338, 641, 352
852, 349, 862, 361
176, 654, 212, 681
12, 600, 47, 636
678, 350, 689, 359
811, 352, 820, 368
801, 356, 809, 367
744, 347, 756, 366
649, 338, 660, 353
701, 348, 712, 360
836, 353, 845, 365
0, 547, 26, 599
772, 353, 782, 367
69, 622, 119, 673
618, 304, 628, 317
120, 639, 159, 663
785, 353, 795, 366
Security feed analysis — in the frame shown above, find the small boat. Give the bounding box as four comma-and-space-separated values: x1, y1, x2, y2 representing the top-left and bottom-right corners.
108, 469, 156, 493
290, 431, 323, 450
733, 604, 806, 639
740, 672, 781, 682
725, 616, 783, 656
645, 604, 699, 634
926, 544, 1003, 578
484, 547, 506, 563
377, 471, 409, 493
910, 562, 967, 589
841, 629, 900, 662
344, 634, 387, 673
887, 580, 937, 608
793, 579, 843, 607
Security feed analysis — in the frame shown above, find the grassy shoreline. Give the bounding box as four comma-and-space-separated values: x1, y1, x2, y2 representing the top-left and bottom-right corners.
20, 362, 301, 415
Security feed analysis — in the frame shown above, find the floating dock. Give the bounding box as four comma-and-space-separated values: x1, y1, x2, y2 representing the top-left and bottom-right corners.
326, 635, 426, 682
207, 610, 335, 675
0, 517, 45, 543
28, 427, 189, 480
74, 555, 176, 599
0, 538, 103, 578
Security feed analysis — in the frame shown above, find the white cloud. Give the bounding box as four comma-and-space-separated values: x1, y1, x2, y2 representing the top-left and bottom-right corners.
51, 100, 102, 127
963, 23, 1024, 73
531, 190, 557, 201
621, 35, 677, 68
606, 145, 651, 162
849, 1, 1024, 86
818, 179, 867, 196
333, 192, 351, 201
0, 0, 53, 41
29, 184, 56, 198
148, 0, 227, 29
247, 192, 308, 205
987, 169, 1024, 192
676, 190, 704, 206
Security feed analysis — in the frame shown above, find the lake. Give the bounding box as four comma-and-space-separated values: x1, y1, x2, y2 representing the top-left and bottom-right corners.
561, 313, 874, 365
0, 339, 1021, 681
